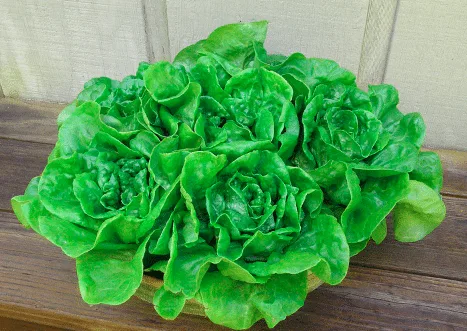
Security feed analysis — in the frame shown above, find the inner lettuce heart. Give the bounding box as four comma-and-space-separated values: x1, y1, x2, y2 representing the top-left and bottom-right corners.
11, 20, 446, 330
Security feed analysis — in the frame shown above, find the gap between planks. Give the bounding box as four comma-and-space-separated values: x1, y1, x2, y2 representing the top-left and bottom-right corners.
357, 0, 399, 87
351, 261, 466, 283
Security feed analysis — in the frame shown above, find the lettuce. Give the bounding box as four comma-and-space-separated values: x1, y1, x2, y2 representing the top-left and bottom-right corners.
11, 21, 445, 330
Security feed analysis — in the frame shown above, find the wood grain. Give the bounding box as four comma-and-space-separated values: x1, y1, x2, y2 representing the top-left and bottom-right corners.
0, 317, 66, 331
429, 149, 467, 199
142, 0, 172, 62
0, 0, 165, 102
0, 98, 63, 144
1, 211, 466, 331
384, 0, 467, 151
295, 268, 467, 331
166, 0, 369, 73
0, 138, 53, 211
0, 213, 227, 331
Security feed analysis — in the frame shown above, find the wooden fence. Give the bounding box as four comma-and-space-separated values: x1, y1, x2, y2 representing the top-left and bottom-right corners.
0, 0, 465, 150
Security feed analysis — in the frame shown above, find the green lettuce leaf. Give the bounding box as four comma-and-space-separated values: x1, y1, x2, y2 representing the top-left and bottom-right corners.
174, 21, 268, 76
409, 151, 443, 192
393, 180, 446, 242
197, 271, 308, 330
76, 232, 152, 305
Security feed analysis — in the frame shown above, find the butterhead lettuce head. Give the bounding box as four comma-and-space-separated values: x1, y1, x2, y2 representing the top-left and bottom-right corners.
11, 21, 445, 330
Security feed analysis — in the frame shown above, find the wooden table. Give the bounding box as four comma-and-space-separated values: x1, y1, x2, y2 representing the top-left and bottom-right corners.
0, 98, 466, 331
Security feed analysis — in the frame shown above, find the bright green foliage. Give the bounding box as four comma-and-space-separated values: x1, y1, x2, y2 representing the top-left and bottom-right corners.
393, 180, 446, 242
11, 21, 445, 330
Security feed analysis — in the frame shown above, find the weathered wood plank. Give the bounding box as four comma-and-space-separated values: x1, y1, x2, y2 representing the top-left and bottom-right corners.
384, 0, 467, 151
429, 148, 467, 199
142, 0, 171, 62
352, 196, 467, 281
166, 0, 369, 74
0, 98, 63, 144
294, 269, 467, 331
0, 213, 227, 331
1, 211, 466, 330
0, 317, 65, 331
0, 0, 167, 102
0, 139, 53, 211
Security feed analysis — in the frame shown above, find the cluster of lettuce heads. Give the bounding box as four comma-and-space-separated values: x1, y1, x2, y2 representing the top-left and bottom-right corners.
11, 21, 446, 330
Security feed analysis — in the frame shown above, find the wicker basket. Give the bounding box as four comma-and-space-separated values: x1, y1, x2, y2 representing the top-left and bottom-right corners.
135, 272, 323, 316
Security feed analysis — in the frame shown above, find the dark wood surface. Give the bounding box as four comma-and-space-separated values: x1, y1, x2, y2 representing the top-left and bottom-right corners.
0, 98, 62, 144
0, 317, 66, 331
0, 98, 466, 330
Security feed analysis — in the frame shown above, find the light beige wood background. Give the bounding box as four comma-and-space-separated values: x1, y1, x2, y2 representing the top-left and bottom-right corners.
0, 0, 465, 150
0, 0, 169, 102
384, 0, 467, 151
166, 0, 369, 73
